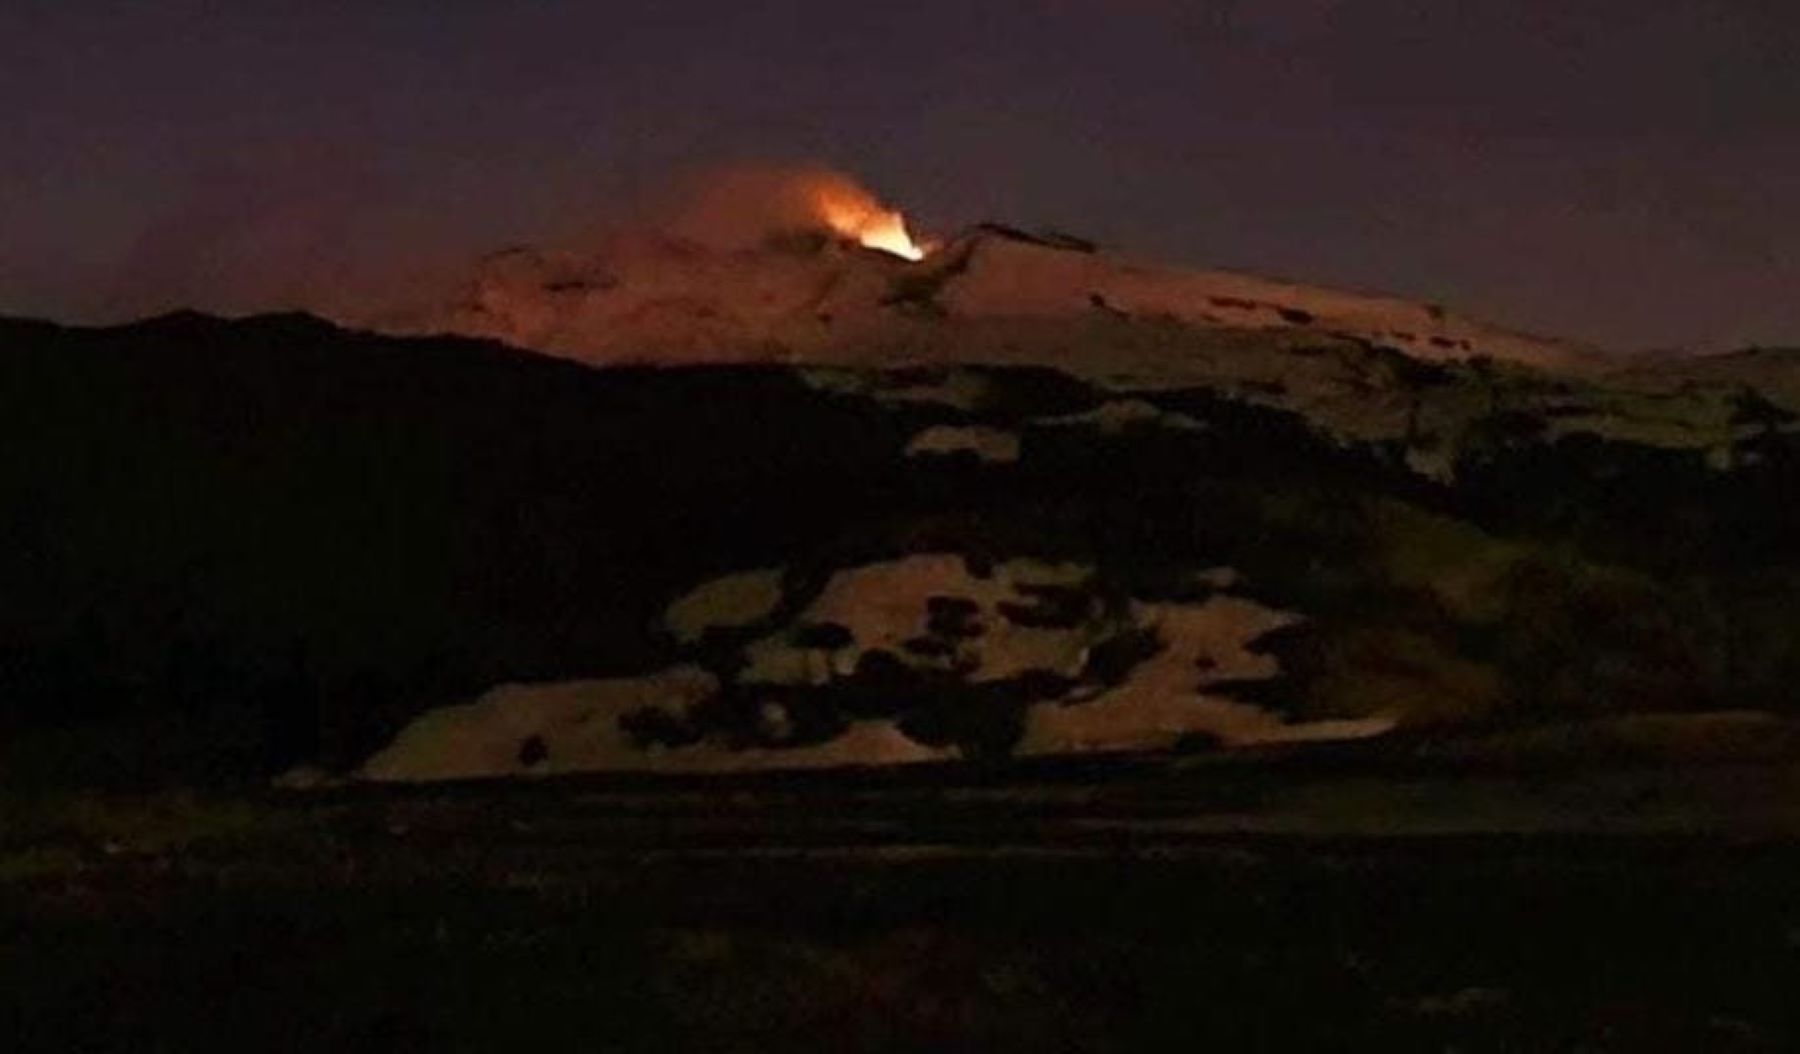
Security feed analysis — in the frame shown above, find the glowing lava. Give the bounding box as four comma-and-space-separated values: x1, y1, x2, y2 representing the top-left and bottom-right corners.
815, 184, 927, 261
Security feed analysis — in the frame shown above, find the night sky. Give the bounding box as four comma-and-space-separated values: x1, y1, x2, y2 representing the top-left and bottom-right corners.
4, 1, 1797, 350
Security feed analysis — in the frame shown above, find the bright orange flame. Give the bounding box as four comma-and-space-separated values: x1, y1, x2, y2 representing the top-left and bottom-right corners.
816, 186, 927, 261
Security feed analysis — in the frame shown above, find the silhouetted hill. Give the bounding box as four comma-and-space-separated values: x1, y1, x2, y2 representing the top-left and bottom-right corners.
2, 314, 938, 774
4, 313, 1800, 785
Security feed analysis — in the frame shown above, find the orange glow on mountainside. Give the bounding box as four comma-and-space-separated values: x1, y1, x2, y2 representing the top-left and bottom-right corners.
813, 183, 927, 260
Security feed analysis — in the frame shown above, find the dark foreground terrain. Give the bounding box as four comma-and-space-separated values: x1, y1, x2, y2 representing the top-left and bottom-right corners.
6, 755, 1798, 1052
7, 307, 1800, 1050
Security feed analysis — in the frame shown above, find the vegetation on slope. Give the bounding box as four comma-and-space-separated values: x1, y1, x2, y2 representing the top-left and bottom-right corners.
4, 313, 1800, 781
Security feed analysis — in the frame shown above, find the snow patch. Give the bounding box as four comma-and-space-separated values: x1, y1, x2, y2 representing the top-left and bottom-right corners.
904, 425, 1021, 463
739, 554, 1103, 687
361, 666, 952, 782
663, 568, 786, 643
362, 666, 719, 782
1038, 398, 1205, 434
1019, 597, 1396, 755
361, 554, 1395, 782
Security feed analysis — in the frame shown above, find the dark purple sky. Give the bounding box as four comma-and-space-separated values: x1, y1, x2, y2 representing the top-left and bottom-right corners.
4, 1, 1797, 349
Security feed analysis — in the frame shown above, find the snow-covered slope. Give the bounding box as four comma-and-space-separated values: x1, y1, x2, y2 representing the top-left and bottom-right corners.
362, 554, 1394, 783
392, 224, 1589, 375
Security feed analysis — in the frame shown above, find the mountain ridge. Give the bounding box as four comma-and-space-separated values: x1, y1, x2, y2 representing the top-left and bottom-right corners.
387, 223, 1595, 375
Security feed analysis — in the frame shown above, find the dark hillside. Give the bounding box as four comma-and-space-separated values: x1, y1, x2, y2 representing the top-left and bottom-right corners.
4, 314, 1800, 782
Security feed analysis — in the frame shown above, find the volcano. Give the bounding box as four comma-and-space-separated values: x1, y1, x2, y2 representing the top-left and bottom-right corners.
6, 175, 1800, 789
401, 220, 1585, 374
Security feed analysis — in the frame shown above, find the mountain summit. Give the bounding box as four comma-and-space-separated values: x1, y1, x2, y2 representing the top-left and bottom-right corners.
397, 222, 1587, 374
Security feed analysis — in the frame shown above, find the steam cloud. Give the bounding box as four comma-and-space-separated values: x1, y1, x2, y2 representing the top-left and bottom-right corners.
95, 156, 917, 324
652, 162, 903, 251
